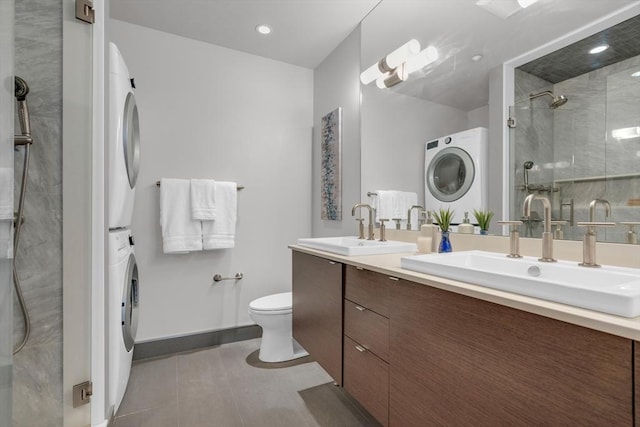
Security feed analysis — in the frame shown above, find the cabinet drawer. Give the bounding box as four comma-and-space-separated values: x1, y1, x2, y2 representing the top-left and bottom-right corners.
344, 336, 389, 427
345, 265, 391, 317
344, 300, 389, 362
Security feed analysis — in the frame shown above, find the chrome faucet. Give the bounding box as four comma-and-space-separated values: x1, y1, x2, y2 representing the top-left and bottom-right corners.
352, 203, 375, 240
588, 199, 611, 222
523, 194, 556, 262
407, 205, 425, 230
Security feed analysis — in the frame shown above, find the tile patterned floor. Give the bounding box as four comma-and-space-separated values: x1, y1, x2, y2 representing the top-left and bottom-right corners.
114, 339, 380, 427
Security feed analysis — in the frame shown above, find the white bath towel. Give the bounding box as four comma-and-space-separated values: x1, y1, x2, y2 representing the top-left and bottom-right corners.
202, 181, 237, 249
0, 168, 13, 220
190, 179, 217, 220
159, 178, 203, 253
374, 190, 418, 227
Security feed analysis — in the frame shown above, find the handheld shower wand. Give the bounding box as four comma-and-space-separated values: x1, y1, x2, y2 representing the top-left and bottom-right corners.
14, 76, 32, 145
13, 76, 33, 354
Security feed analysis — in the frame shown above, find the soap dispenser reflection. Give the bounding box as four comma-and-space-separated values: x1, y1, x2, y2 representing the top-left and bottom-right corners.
458, 212, 474, 234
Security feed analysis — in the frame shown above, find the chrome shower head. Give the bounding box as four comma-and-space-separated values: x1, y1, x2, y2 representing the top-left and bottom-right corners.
528, 91, 568, 109
550, 94, 568, 108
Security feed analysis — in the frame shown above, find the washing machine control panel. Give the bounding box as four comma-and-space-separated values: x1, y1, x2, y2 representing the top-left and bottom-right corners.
444, 136, 452, 144
426, 140, 439, 150
128, 235, 135, 246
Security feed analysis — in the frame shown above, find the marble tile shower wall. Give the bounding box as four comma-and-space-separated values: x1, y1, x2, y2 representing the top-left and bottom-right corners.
512, 69, 555, 235
13, 0, 63, 426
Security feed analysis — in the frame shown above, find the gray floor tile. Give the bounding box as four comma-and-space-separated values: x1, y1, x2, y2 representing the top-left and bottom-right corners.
117, 338, 378, 427
117, 354, 178, 416
113, 403, 178, 427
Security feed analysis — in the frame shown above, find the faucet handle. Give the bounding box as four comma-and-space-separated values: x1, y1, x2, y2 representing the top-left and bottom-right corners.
577, 222, 616, 268
498, 220, 523, 258
392, 218, 402, 230
379, 219, 388, 242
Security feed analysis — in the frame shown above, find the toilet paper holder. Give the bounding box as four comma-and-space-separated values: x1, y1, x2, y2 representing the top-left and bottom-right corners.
213, 272, 244, 282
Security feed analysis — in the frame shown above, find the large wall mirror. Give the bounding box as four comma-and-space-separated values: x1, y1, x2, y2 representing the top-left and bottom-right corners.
360, 0, 639, 243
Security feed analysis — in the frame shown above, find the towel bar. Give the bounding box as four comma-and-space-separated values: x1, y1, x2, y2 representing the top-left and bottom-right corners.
155, 180, 244, 190
367, 191, 378, 197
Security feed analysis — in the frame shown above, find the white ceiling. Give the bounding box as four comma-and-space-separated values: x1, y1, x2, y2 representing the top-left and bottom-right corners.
110, 0, 381, 69
110, 0, 640, 111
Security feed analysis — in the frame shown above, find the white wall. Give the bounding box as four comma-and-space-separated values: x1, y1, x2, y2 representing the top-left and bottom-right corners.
312, 27, 361, 237
111, 20, 313, 342
361, 85, 468, 212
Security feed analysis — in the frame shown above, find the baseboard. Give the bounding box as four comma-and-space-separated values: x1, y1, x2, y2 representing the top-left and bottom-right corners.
132, 325, 262, 361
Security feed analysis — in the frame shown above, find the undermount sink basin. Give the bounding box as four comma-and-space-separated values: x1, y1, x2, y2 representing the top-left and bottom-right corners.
297, 236, 417, 256
401, 250, 640, 317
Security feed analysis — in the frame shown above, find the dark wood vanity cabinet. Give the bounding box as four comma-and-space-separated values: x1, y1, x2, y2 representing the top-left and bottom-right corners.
291, 250, 635, 426
390, 279, 633, 426
343, 266, 391, 426
292, 251, 343, 385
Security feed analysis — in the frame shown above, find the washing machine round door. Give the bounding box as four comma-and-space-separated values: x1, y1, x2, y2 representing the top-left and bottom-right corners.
426, 147, 475, 202
121, 253, 139, 352
123, 92, 140, 189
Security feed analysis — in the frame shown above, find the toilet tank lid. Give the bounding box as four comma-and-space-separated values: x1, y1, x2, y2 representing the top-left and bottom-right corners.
249, 292, 292, 311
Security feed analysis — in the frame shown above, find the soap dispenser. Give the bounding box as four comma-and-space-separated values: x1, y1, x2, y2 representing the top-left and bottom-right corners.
458, 212, 474, 234
621, 222, 640, 244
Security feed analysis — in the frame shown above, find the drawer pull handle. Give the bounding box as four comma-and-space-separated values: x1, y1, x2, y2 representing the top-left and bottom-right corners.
355, 305, 366, 312
328, 261, 337, 265
355, 345, 367, 353
388, 277, 399, 281
356, 267, 364, 270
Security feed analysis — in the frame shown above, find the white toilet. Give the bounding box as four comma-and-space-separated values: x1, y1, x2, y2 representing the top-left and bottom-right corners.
248, 292, 309, 363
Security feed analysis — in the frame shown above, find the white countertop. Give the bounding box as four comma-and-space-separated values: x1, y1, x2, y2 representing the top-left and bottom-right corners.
290, 244, 640, 341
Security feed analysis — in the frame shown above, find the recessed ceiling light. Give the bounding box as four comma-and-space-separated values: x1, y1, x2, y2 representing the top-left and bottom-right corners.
471, 54, 483, 62
632, 71, 640, 77
255, 25, 272, 35
589, 44, 609, 54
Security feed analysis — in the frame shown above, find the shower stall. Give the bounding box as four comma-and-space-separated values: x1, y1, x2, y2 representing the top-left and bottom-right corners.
510, 53, 640, 243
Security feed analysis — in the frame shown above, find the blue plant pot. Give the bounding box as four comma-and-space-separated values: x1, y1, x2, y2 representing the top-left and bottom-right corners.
439, 231, 452, 253
480, 229, 489, 235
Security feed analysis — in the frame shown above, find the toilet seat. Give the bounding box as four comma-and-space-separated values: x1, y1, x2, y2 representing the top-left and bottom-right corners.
249, 292, 292, 313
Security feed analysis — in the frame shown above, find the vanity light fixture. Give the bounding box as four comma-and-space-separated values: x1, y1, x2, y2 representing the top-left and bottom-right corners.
612, 126, 640, 140
360, 39, 421, 85
589, 44, 609, 54
476, 0, 538, 19
471, 54, 484, 62
362, 41, 439, 89
255, 24, 272, 35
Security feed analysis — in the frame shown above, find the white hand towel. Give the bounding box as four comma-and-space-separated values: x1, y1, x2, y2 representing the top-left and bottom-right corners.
202, 181, 237, 250
160, 178, 203, 253
190, 179, 217, 220
374, 190, 395, 222
0, 168, 13, 220
374, 190, 418, 227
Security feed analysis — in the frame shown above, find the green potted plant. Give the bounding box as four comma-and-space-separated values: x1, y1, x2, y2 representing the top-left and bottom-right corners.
432, 208, 454, 252
473, 209, 494, 235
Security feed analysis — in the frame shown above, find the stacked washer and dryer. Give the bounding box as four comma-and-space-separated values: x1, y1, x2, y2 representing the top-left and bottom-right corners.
108, 42, 141, 415
424, 127, 489, 225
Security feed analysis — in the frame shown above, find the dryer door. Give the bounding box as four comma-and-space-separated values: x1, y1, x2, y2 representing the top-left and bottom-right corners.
121, 253, 139, 352
123, 92, 140, 189
426, 147, 475, 202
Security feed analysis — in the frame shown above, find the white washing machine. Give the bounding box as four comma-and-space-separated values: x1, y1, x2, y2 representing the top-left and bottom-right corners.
109, 42, 140, 230
108, 229, 139, 414
424, 127, 488, 224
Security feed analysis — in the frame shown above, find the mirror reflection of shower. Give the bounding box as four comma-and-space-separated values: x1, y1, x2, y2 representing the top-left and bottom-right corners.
528, 90, 568, 109
13, 76, 33, 354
